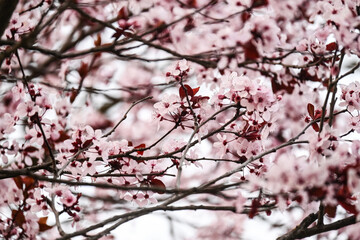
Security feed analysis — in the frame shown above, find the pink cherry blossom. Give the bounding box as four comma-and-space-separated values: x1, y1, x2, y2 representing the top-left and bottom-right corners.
1, 0, 360, 239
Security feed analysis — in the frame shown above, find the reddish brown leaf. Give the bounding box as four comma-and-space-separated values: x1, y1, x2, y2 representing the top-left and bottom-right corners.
308, 187, 326, 198
251, 0, 269, 8
324, 205, 337, 218
112, 28, 124, 39
183, 18, 195, 32
314, 110, 323, 120
311, 123, 320, 132
94, 34, 101, 47
307, 103, 315, 119
187, 0, 197, 8
191, 95, 210, 104
179, 84, 194, 100
13, 176, 23, 189
54, 131, 70, 143
150, 179, 166, 194
24, 146, 38, 153
22, 177, 35, 190
82, 139, 93, 148
271, 78, 295, 94
117, 6, 128, 20
241, 11, 251, 22
12, 209, 25, 227
243, 41, 260, 61
69, 88, 78, 103
38, 217, 53, 232
78, 62, 88, 79
338, 200, 358, 215
299, 69, 321, 82
326, 42, 337, 51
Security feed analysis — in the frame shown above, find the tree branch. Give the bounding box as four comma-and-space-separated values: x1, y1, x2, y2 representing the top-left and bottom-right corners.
0, 0, 19, 38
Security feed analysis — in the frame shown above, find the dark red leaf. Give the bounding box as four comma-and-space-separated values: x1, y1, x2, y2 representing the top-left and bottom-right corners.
112, 28, 124, 39
54, 131, 70, 143
243, 41, 260, 61
187, 0, 197, 8
244, 131, 261, 142
326, 42, 338, 51
191, 96, 210, 104
117, 6, 128, 20
241, 11, 251, 22
338, 200, 358, 215
78, 62, 88, 79
324, 205, 337, 218
82, 139, 92, 148
69, 88, 78, 103
183, 18, 195, 32
150, 179, 166, 194
179, 84, 194, 100
134, 143, 146, 155
251, 0, 268, 8
24, 146, 38, 153
192, 86, 200, 95
314, 110, 323, 120
13, 176, 36, 190
271, 78, 295, 94
12, 209, 26, 227
248, 199, 260, 218
299, 69, 322, 82
311, 123, 320, 132
94, 34, 101, 47
308, 187, 326, 198
307, 103, 315, 119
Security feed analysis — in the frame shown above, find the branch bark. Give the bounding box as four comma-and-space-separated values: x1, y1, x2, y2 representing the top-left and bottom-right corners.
277, 213, 357, 240
0, 0, 19, 38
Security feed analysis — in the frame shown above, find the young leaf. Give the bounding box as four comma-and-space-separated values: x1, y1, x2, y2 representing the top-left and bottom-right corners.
13, 177, 23, 189
150, 179, 166, 194
307, 103, 315, 119
12, 209, 26, 227
38, 217, 54, 232
324, 205, 337, 218
179, 84, 194, 100
192, 86, 200, 95
134, 143, 146, 155
311, 123, 320, 132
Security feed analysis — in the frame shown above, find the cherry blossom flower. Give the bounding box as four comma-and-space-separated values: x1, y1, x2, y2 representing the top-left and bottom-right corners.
213, 133, 229, 158
25, 127, 44, 146
154, 93, 181, 116
0, 113, 16, 138
16, 101, 40, 118
60, 189, 77, 207
11, 83, 26, 101
340, 81, 360, 112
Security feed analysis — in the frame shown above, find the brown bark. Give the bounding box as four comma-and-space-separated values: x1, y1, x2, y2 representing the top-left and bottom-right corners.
0, 0, 19, 38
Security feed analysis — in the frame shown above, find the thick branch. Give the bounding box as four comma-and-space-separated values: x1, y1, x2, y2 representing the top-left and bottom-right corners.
0, 0, 19, 38
277, 214, 357, 240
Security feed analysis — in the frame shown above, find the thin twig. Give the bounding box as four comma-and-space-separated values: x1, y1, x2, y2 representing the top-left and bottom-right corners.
102, 96, 153, 138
